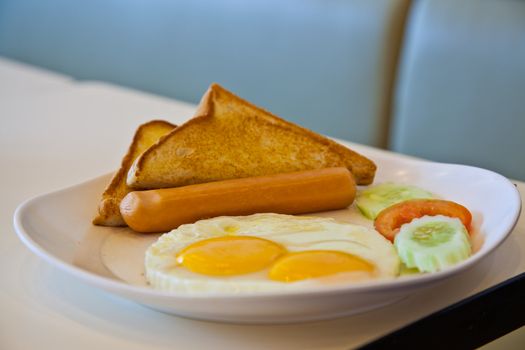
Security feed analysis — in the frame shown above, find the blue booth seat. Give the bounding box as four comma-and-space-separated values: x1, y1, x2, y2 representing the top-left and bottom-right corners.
391, 0, 525, 180
1, 0, 524, 180
0, 0, 410, 148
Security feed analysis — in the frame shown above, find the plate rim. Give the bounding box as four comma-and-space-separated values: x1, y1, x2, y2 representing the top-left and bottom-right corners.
13, 157, 522, 300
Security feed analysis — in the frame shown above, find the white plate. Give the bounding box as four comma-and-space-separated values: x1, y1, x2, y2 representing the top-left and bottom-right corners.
13, 148, 521, 324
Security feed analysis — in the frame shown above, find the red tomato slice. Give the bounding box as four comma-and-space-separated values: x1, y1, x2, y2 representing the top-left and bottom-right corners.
374, 199, 472, 242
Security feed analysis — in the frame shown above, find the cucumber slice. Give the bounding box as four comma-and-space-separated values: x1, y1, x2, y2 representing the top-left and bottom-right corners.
394, 215, 471, 273
355, 182, 434, 219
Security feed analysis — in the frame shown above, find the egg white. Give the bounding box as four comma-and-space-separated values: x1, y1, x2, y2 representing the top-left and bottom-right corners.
145, 213, 400, 293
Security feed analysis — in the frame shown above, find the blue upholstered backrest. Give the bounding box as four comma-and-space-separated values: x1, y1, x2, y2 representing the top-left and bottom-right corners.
0, 0, 409, 147
391, 0, 525, 180
2, 0, 524, 180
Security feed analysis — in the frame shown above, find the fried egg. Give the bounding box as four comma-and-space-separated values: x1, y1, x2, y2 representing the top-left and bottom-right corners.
145, 213, 400, 293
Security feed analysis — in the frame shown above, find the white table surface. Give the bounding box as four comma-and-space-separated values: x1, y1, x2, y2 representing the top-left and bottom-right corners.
1, 57, 524, 350
0, 57, 72, 98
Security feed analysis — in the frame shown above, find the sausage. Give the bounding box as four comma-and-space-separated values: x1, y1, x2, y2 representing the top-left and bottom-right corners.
120, 167, 356, 232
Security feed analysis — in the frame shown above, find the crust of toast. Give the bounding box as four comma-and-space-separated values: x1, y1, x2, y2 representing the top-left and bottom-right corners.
127, 84, 376, 189
93, 120, 176, 226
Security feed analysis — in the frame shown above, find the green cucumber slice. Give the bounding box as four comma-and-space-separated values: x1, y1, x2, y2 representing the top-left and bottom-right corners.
355, 182, 434, 219
394, 215, 471, 273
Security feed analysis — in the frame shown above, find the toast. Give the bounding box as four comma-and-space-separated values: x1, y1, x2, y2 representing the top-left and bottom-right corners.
127, 83, 376, 189
93, 120, 176, 226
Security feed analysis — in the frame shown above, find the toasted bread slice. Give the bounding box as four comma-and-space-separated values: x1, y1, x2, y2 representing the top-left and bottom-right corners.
93, 120, 176, 226
127, 84, 376, 189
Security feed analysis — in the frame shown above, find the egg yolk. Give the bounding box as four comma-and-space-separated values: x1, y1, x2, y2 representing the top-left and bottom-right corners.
269, 250, 374, 282
176, 236, 286, 276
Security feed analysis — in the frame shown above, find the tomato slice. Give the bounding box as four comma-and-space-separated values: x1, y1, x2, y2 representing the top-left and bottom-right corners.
374, 199, 472, 242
